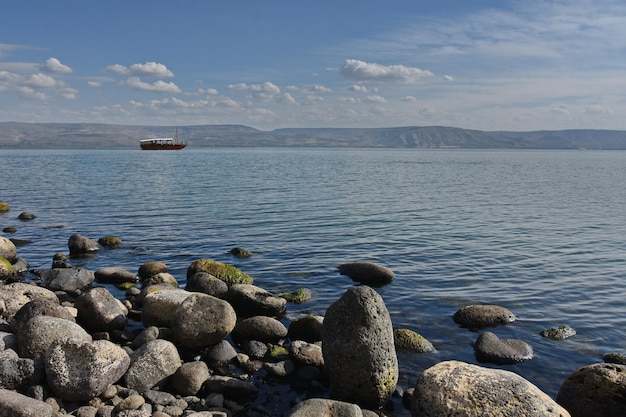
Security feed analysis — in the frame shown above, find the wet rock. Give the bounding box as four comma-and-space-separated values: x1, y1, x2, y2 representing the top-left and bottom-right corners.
0, 236, 17, 262
286, 398, 372, 417
137, 261, 168, 280
322, 285, 398, 409
98, 236, 122, 248
393, 328, 436, 353
172, 293, 237, 349
0, 283, 59, 320
540, 325, 576, 340
187, 259, 253, 286
68, 233, 101, 256
0, 388, 53, 417
603, 352, 626, 365
204, 375, 258, 402
76, 287, 127, 332
0, 257, 13, 280
94, 267, 138, 285
557, 362, 626, 417
203, 339, 238, 367
229, 247, 252, 258
0, 355, 44, 389
171, 361, 210, 396
18, 315, 92, 359
51, 253, 72, 269
474, 331, 533, 364
185, 272, 228, 297
264, 358, 296, 377
453, 304, 516, 329
12, 298, 75, 335
337, 262, 395, 286
10, 258, 28, 276
290, 340, 324, 366
225, 284, 286, 318
0, 202, 10, 213
141, 289, 191, 328
17, 212, 36, 221
124, 339, 181, 393
280, 288, 312, 304
240, 340, 268, 359
232, 316, 288, 343
288, 315, 323, 343
39, 268, 95, 292
142, 272, 178, 288
45, 338, 130, 401
412, 361, 569, 417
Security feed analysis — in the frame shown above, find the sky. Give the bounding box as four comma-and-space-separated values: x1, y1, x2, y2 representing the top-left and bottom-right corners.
1, 0, 626, 131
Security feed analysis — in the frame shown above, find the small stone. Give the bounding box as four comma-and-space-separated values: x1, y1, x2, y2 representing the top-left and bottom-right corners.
540, 325, 576, 340
337, 262, 395, 286
603, 352, 626, 365
229, 247, 253, 258
394, 328, 436, 353
474, 331, 533, 364
280, 288, 312, 304
17, 212, 36, 221
453, 304, 516, 329
98, 236, 122, 248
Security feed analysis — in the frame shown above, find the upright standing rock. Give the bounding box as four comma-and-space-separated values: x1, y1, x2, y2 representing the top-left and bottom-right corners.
322, 285, 398, 410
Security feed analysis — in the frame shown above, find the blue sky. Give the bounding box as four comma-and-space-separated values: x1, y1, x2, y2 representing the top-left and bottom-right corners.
1, 0, 625, 131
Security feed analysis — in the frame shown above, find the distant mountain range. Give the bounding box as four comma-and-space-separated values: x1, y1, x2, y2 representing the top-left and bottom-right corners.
2, 121, 626, 149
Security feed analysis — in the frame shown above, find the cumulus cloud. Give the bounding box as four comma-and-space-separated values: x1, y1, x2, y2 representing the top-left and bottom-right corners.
443, 75, 454, 81
106, 61, 174, 77
341, 59, 433, 83
310, 84, 332, 93
25, 73, 58, 88
227, 81, 281, 100
39, 57, 72, 74
198, 87, 218, 96
125, 77, 181, 93
88, 81, 102, 87
584, 105, 612, 115
402, 96, 417, 102
348, 85, 368, 93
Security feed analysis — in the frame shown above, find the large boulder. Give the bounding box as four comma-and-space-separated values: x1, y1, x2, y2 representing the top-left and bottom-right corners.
185, 272, 228, 297
322, 285, 398, 409
411, 360, 570, 417
124, 339, 181, 393
556, 363, 626, 417
0, 283, 59, 320
474, 331, 533, 364
75, 287, 126, 332
171, 293, 237, 349
286, 398, 376, 417
453, 304, 516, 330
45, 338, 130, 401
39, 268, 95, 292
187, 259, 252, 286
0, 388, 53, 417
141, 289, 191, 328
337, 262, 395, 286
12, 298, 75, 335
68, 233, 100, 256
18, 315, 92, 359
225, 284, 286, 318
0, 236, 17, 262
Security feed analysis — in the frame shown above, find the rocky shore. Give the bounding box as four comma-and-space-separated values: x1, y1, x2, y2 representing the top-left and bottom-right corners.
1, 202, 626, 417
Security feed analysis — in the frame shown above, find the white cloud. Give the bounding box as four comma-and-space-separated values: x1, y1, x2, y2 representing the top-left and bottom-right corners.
584, 105, 612, 115
341, 59, 433, 83
25, 73, 58, 88
277, 92, 297, 105
125, 77, 181, 93
443, 75, 454, 81
402, 96, 417, 102
39, 57, 72, 74
198, 87, 218, 95
227, 81, 281, 100
106, 62, 174, 77
310, 84, 332, 93
88, 81, 101, 87
348, 85, 368, 93
362, 95, 387, 103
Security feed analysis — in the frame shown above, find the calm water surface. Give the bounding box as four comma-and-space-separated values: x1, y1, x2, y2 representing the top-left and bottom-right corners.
2, 148, 626, 411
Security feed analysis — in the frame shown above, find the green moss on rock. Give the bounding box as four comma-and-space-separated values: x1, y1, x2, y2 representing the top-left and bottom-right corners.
394, 328, 436, 353
230, 247, 253, 258
0, 202, 10, 213
2, 227, 17, 233
280, 288, 312, 304
187, 259, 253, 286
98, 236, 122, 248
0, 256, 14, 279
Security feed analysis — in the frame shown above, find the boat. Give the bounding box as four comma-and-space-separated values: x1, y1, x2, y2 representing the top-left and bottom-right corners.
140, 130, 187, 150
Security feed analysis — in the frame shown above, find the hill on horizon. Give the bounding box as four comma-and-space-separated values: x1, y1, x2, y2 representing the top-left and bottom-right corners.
1, 122, 626, 149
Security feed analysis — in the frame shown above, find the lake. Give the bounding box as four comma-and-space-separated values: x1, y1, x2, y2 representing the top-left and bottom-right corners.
2, 147, 626, 410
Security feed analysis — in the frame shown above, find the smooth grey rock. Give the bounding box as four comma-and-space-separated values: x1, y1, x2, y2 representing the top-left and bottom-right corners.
171, 361, 210, 396
141, 289, 191, 328
0, 236, 17, 262
453, 304, 516, 329
12, 298, 75, 335
172, 293, 236, 349
76, 287, 126, 332
322, 285, 398, 409
137, 261, 168, 280
39, 268, 95, 292
45, 338, 130, 401
337, 262, 395, 286
557, 363, 626, 417
94, 267, 138, 284
185, 272, 228, 297
225, 284, 287, 318
231, 315, 288, 343
124, 339, 181, 393
285, 398, 365, 417
0, 388, 53, 417
0, 283, 59, 319
290, 340, 324, 366
204, 339, 238, 367
18, 315, 92, 359
474, 331, 533, 364
412, 360, 570, 417
68, 233, 100, 256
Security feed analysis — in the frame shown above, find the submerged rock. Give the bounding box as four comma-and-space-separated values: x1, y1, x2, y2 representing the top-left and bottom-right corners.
393, 328, 436, 353
187, 259, 253, 286
412, 360, 570, 417
229, 247, 253, 258
337, 262, 394, 286
453, 304, 516, 330
322, 285, 398, 409
98, 235, 122, 248
540, 326, 576, 340
68, 233, 100, 256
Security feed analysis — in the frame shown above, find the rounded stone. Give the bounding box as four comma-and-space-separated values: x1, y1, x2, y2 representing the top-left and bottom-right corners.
39, 268, 95, 292
286, 398, 364, 417
171, 361, 210, 396
290, 340, 324, 367
474, 331, 534, 364
124, 339, 181, 393
557, 363, 626, 417
225, 284, 287, 318
231, 316, 288, 343
322, 285, 398, 409
97, 236, 122, 248
337, 262, 395, 286
75, 287, 127, 332
0, 236, 17, 263
540, 326, 577, 340
94, 267, 138, 284
412, 360, 570, 417
187, 259, 253, 286
0, 202, 10, 213
288, 315, 324, 343
172, 293, 237, 349
453, 304, 516, 329
141, 289, 191, 328
67, 233, 101, 256
17, 212, 36, 221
0, 388, 53, 417
393, 328, 436, 353
18, 315, 92, 359
137, 261, 168, 280
185, 272, 228, 297
0, 283, 59, 320
12, 298, 75, 335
